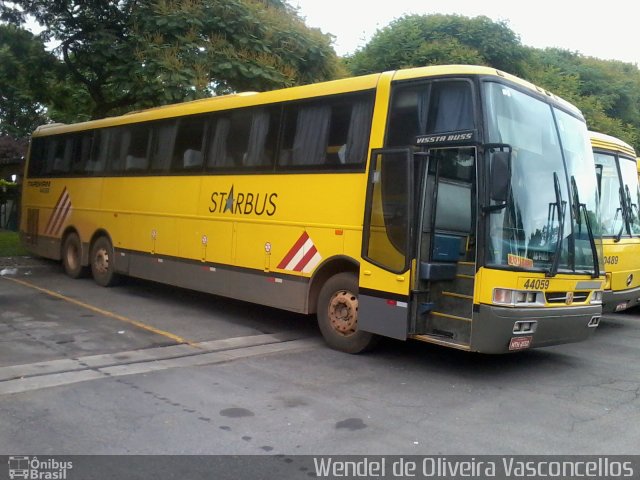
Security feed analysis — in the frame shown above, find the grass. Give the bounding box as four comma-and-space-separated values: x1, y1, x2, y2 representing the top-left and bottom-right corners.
0, 230, 28, 257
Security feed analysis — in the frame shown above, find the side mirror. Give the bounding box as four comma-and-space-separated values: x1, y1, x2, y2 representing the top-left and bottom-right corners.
490, 150, 511, 202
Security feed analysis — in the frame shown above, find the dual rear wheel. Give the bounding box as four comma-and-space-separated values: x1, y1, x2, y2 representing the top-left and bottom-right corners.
61, 233, 118, 287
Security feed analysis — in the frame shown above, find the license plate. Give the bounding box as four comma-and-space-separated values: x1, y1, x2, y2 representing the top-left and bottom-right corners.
509, 336, 533, 351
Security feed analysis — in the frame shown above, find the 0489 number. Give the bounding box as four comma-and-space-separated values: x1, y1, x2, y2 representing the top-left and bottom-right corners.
523, 279, 550, 290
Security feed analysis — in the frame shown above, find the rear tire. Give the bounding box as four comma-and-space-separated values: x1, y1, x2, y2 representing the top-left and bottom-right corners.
61, 232, 86, 279
317, 272, 378, 353
90, 236, 119, 287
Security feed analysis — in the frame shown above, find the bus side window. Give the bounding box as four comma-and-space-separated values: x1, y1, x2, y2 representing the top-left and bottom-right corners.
71, 132, 93, 174
245, 108, 278, 168
280, 102, 331, 167
122, 125, 150, 172
277, 93, 372, 170
172, 115, 207, 171
149, 120, 177, 173
227, 111, 252, 167
50, 135, 72, 175
340, 97, 372, 166
27, 137, 47, 177
206, 117, 232, 169
89, 129, 109, 175
105, 127, 125, 173
206, 107, 278, 170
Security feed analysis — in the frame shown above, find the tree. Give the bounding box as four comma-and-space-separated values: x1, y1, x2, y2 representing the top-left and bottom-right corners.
0, 23, 55, 138
346, 14, 528, 77
527, 48, 640, 150
3, 0, 344, 119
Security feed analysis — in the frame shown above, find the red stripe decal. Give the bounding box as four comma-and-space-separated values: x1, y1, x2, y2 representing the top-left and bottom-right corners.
277, 231, 309, 269
293, 245, 317, 272
52, 196, 71, 236
44, 188, 68, 235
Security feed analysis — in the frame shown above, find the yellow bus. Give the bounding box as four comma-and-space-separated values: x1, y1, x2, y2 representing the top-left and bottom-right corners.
590, 131, 640, 312
21, 65, 604, 354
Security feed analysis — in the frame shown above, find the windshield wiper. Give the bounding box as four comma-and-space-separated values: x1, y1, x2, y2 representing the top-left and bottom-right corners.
547, 172, 566, 278
625, 184, 639, 235
571, 175, 600, 278
614, 186, 629, 242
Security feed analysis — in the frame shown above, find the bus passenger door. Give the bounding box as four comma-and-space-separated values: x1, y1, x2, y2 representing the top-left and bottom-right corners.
359, 148, 414, 340
412, 147, 477, 346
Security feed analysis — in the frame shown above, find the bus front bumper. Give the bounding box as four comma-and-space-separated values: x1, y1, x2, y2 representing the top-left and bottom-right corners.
602, 286, 640, 313
470, 304, 602, 354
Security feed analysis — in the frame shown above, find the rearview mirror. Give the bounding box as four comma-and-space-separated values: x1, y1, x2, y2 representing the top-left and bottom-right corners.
490, 150, 511, 202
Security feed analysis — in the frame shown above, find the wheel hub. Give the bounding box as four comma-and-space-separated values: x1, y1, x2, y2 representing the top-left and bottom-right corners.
328, 289, 358, 336
94, 248, 109, 273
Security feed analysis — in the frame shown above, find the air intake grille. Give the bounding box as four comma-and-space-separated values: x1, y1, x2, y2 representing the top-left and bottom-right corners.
545, 291, 589, 304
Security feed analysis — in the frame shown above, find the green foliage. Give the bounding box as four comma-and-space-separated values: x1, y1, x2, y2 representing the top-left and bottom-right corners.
524, 48, 640, 150
0, 230, 27, 256
5, 0, 343, 118
3, 5, 640, 152
346, 13, 640, 152
346, 14, 527, 76
0, 24, 56, 138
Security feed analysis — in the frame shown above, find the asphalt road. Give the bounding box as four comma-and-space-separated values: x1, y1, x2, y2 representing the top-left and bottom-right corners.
1, 259, 639, 463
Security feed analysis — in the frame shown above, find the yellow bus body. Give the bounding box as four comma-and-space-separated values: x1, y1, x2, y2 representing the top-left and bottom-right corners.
590, 131, 640, 312
21, 65, 603, 353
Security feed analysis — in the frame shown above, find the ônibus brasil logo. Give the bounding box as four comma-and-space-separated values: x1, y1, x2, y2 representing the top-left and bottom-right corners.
8, 456, 73, 480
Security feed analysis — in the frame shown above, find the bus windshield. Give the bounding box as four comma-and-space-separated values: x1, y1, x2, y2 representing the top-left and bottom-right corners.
483, 82, 600, 276
619, 157, 640, 235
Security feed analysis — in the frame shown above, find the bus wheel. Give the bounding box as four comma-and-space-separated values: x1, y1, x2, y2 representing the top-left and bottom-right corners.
90, 236, 119, 287
317, 272, 378, 353
61, 232, 86, 279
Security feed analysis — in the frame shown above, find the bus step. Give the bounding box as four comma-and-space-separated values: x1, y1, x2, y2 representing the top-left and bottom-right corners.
456, 261, 476, 276
421, 310, 472, 345
410, 333, 471, 351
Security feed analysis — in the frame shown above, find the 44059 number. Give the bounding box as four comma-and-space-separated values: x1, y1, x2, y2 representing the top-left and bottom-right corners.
522, 279, 550, 290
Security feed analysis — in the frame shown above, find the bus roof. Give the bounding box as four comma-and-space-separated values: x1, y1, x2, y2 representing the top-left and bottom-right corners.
589, 130, 637, 158
33, 64, 584, 137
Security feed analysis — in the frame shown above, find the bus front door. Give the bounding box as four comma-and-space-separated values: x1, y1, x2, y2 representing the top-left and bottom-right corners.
411, 147, 477, 347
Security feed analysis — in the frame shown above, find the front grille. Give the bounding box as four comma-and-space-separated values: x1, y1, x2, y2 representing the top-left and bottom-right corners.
545, 291, 589, 304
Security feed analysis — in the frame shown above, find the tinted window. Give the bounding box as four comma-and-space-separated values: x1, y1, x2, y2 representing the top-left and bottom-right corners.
278, 93, 373, 169
71, 132, 93, 174
387, 81, 474, 147
172, 116, 207, 171
123, 125, 150, 172
49, 136, 73, 174
27, 137, 46, 177
149, 121, 177, 173
89, 129, 109, 174
206, 107, 278, 170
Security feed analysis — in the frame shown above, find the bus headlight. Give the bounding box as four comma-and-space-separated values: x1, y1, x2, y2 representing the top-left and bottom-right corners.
493, 288, 514, 305
590, 290, 603, 304
493, 288, 542, 306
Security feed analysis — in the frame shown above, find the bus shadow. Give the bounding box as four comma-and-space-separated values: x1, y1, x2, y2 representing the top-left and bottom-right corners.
90, 275, 595, 379
368, 335, 583, 379
115, 275, 319, 337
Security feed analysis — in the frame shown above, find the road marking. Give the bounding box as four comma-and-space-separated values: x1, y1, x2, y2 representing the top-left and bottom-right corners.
0, 336, 320, 395
2, 276, 197, 347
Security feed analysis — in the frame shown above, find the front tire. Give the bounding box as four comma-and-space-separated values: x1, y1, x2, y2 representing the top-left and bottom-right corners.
317, 272, 378, 353
90, 236, 119, 287
61, 232, 86, 279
